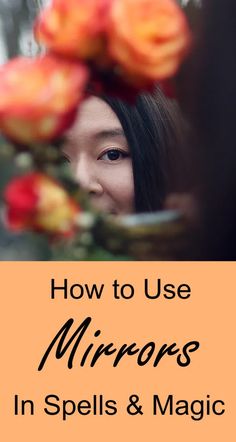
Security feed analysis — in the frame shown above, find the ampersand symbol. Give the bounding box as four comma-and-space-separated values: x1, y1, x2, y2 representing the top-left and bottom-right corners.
127, 395, 143, 415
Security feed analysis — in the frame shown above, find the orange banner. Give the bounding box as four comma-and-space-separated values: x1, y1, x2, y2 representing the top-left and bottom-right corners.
0, 262, 235, 440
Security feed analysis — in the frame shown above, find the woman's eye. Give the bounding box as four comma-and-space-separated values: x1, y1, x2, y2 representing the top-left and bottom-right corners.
99, 149, 128, 161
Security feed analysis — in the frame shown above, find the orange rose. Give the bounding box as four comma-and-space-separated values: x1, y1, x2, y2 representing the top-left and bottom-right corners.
35, 0, 112, 60
108, 0, 191, 86
4, 173, 79, 236
0, 54, 88, 144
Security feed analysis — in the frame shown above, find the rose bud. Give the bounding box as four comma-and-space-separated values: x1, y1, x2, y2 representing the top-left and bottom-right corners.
35, 0, 112, 61
0, 54, 88, 144
108, 0, 192, 87
4, 173, 79, 236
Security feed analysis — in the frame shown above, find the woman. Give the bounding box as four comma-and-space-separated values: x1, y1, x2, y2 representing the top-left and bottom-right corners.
63, 88, 186, 216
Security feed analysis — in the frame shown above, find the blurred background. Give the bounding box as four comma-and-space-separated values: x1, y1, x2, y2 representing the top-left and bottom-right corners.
0, 0, 47, 62
0, 0, 200, 64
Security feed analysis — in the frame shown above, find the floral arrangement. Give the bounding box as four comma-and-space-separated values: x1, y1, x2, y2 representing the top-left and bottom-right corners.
0, 0, 191, 260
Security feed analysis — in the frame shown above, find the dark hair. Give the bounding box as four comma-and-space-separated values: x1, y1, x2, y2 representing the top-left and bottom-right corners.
102, 89, 185, 213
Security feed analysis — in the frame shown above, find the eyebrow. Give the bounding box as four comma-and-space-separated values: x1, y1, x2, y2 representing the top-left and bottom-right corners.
92, 128, 125, 142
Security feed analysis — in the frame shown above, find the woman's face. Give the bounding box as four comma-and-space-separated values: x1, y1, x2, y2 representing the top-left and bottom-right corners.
63, 96, 135, 215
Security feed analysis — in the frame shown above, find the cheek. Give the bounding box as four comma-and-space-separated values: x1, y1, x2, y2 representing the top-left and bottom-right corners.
100, 162, 135, 212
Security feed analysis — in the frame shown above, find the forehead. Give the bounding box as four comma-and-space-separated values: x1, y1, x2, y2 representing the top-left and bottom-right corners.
68, 96, 123, 138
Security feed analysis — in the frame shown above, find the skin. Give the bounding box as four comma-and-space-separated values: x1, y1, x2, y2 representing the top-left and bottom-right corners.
63, 96, 135, 215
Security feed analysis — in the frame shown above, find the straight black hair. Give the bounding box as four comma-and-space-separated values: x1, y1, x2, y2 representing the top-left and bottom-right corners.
102, 89, 185, 213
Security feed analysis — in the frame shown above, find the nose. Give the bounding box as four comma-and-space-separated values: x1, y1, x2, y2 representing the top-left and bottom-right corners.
75, 155, 103, 195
